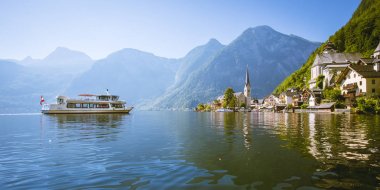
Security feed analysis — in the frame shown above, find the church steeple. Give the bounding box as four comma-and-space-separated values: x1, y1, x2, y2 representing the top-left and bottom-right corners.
245, 65, 250, 87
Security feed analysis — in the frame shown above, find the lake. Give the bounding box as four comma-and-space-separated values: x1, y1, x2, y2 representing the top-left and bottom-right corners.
0, 111, 380, 189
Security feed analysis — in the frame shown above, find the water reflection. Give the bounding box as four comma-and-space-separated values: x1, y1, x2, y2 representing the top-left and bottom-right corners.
182, 112, 380, 189
41, 114, 130, 143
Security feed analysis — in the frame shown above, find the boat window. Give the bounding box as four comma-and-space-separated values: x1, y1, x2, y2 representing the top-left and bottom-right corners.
98, 96, 110, 101
111, 104, 123, 108
75, 104, 81, 108
82, 104, 89, 108
96, 104, 109, 108
67, 103, 75, 108
89, 104, 94, 108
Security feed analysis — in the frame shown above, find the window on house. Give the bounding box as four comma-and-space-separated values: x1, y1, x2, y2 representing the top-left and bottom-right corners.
360, 89, 362, 93
354, 74, 356, 78
359, 81, 362, 86
372, 80, 376, 84
372, 89, 376, 93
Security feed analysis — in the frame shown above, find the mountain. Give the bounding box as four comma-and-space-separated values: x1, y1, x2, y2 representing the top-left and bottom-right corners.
151, 26, 320, 109
274, 0, 379, 94
20, 47, 93, 73
174, 39, 225, 85
65, 48, 179, 104
0, 48, 94, 113
145, 39, 225, 109
0, 60, 23, 87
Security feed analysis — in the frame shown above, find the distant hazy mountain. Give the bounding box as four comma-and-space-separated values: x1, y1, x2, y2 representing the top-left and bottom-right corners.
0, 26, 320, 113
65, 48, 179, 104
20, 47, 93, 73
0, 48, 94, 113
0, 60, 23, 87
151, 26, 320, 109
147, 39, 225, 109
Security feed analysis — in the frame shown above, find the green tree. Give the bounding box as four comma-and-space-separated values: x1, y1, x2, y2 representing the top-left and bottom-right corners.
323, 88, 344, 101
204, 104, 211, 112
316, 75, 325, 89
228, 96, 237, 109
356, 97, 380, 114
223, 87, 235, 108
196, 103, 205, 111
240, 102, 246, 108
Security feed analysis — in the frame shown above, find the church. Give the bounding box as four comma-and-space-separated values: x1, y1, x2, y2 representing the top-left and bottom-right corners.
217, 66, 252, 108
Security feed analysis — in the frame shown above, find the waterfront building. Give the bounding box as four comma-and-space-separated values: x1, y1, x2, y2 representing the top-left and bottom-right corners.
336, 44, 380, 106
279, 88, 298, 105
309, 41, 362, 89
263, 94, 280, 107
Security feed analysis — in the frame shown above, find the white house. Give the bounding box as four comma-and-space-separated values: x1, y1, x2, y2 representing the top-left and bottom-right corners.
309, 41, 362, 89
279, 88, 298, 105
263, 94, 280, 107
336, 42, 380, 105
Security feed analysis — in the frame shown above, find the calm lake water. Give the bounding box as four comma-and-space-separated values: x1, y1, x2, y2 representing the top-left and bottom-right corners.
1, 111, 380, 189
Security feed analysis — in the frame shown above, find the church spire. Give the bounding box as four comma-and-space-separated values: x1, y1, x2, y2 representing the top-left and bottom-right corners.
245, 65, 250, 86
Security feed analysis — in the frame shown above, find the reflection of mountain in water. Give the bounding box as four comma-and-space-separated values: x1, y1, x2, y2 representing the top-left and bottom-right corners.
43, 114, 130, 142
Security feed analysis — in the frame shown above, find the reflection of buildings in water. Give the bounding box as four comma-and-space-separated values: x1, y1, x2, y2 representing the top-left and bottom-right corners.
303, 113, 370, 162
182, 112, 318, 188
338, 114, 370, 161
41, 114, 130, 142
203, 112, 377, 187
242, 113, 252, 150
210, 112, 253, 150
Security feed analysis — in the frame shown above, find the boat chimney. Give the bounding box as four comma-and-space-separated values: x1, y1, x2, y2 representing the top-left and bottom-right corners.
106, 89, 110, 95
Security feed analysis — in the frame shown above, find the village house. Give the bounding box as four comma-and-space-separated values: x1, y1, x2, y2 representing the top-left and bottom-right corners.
263, 94, 280, 108
336, 43, 380, 106
309, 41, 362, 89
279, 88, 299, 105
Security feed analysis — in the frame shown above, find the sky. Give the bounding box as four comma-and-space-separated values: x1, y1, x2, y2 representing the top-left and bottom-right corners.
0, 0, 361, 60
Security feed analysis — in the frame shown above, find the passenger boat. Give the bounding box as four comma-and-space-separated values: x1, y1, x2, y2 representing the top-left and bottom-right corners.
41, 92, 133, 114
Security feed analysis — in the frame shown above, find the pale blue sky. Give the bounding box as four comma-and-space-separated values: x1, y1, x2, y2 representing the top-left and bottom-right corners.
0, 0, 360, 60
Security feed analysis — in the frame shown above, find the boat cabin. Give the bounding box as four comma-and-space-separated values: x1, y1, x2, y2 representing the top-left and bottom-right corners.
97, 95, 119, 101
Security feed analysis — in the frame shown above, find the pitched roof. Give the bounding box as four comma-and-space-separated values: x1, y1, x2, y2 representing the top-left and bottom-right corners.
349, 65, 380, 78
358, 58, 375, 65
314, 52, 362, 66
308, 102, 335, 109
245, 66, 250, 86
234, 92, 244, 96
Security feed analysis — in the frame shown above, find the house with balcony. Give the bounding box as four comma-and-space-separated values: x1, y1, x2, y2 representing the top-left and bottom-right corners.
336, 43, 380, 106
309, 41, 362, 89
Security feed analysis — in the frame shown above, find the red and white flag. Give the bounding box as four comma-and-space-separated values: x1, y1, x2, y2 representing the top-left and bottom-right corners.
40, 96, 45, 105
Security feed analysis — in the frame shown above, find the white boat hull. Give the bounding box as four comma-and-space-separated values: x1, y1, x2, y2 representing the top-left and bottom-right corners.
41, 107, 133, 114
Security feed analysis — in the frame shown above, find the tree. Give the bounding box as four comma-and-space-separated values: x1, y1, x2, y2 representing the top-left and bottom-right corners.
223, 87, 235, 108
196, 103, 205, 111
228, 96, 237, 109
316, 75, 325, 89
356, 97, 380, 114
323, 88, 344, 101
240, 103, 246, 108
